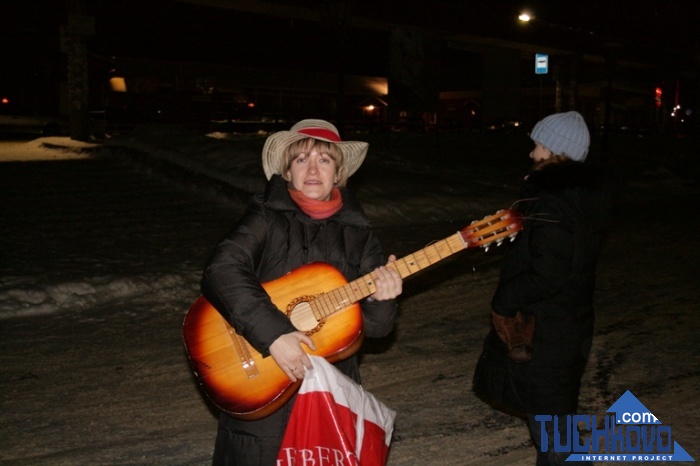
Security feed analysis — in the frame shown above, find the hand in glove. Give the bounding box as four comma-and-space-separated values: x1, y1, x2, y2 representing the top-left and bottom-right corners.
492, 311, 534, 363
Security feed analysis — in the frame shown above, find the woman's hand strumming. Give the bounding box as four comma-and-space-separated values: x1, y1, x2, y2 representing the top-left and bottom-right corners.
269, 332, 316, 382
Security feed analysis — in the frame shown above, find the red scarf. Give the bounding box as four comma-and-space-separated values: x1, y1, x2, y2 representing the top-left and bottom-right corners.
288, 188, 343, 219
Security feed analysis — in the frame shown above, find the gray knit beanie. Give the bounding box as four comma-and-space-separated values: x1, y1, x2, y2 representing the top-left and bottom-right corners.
530, 111, 590, 161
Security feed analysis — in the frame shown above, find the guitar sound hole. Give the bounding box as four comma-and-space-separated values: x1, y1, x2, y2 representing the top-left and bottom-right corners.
287, 299, 322, 334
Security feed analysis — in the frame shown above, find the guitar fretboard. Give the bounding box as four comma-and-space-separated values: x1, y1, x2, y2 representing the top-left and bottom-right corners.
307, 209, 521, 320
312, 232, 467, 318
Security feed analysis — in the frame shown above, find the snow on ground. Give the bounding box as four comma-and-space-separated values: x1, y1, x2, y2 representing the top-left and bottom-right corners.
0, 137, 97, 161
2, 125, 696, 324
1, 126, 699, 465
0, 126, 523, 321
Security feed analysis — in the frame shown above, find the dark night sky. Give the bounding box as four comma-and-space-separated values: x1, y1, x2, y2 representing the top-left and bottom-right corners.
3, 0, 699, 71
1, 0, 698, 115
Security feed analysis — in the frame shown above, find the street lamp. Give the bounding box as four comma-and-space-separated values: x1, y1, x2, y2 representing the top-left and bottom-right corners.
518, 12, 534, 23
518, 10, 597, 36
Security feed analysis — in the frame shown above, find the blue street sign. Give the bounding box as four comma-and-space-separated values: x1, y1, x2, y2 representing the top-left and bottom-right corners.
535, 53, 548, 74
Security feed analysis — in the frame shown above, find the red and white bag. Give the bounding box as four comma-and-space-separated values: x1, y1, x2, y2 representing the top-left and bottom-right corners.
276, 355, 396, 466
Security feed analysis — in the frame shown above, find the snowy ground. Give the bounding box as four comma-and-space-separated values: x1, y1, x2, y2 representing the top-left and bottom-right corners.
1, 127, 699, 465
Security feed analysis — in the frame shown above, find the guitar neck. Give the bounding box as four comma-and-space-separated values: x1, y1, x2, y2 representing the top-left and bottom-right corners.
315, 232, 468, 317
311, 208, 521, 320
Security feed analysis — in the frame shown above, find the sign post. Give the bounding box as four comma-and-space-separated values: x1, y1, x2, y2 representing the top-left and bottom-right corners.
535, 54, 549, 74
535, 54, 548, 117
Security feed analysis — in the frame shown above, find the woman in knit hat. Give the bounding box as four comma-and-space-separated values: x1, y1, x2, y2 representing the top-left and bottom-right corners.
473, 111, 614, 465
200, 119, 402, 465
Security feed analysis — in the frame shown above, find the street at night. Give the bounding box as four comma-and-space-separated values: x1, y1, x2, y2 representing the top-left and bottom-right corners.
1, 129, 698, 464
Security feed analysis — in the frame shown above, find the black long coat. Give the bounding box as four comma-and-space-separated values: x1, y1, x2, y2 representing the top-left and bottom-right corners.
474, 159, 613, 415
202, 174, 398, 380
201, 175, 398, 465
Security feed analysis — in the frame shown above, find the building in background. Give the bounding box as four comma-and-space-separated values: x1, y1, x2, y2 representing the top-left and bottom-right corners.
3, 0, 697, 139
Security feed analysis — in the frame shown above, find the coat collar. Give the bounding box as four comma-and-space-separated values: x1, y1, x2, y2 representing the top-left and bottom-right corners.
525, 159, 607, 193
262, 175, 372, 227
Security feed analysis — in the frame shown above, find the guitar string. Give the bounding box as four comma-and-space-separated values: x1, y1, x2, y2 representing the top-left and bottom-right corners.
311, 215, 519, 319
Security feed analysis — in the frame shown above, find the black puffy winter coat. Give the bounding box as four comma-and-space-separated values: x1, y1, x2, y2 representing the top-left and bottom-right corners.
475, 159, 613, 415
201, 174, 398, 383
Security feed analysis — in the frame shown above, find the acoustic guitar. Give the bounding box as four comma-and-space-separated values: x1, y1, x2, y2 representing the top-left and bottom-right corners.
183, 208, 522, 420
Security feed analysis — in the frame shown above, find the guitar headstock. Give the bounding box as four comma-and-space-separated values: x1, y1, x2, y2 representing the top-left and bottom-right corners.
460, 208, 523, 250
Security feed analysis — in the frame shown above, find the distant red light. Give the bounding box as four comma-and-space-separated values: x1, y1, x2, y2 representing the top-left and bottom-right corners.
655, 87, 662, 108
1, 97, 9, 105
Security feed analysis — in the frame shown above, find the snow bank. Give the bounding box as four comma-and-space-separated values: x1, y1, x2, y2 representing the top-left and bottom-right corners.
0, 273, 197, 319
105, 125, 268, 194
6, 125, 693, 321
103, 125, 523, 227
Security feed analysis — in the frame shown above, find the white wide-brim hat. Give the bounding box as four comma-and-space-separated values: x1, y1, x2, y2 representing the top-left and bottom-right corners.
262, 119, 369, 180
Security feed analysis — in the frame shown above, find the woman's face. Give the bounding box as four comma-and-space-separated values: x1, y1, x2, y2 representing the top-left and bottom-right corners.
530, 143, 552, 162
286, 149, 339, 201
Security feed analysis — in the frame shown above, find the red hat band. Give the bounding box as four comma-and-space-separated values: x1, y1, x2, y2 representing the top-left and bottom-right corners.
296, 127, 342, 142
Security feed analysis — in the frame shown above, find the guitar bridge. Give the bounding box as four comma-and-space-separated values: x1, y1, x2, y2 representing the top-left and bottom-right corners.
229, 328, 259, 379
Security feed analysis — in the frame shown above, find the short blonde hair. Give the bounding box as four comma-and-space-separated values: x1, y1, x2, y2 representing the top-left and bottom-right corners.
280, 138, 348, 187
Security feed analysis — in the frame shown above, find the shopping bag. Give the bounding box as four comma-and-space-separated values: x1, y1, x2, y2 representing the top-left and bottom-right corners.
276, 355, 396, 466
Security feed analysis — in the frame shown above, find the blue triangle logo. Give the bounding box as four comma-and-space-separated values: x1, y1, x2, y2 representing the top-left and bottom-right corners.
671, 442, 696, 462
607, 390, 661, 424
578, 390, 696, 462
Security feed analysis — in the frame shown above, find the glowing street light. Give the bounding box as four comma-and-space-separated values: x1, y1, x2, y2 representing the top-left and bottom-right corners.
109, 75, 127, 92
518, 12, 533, 23
518, 10, 554, 28
517, 10, 597, 36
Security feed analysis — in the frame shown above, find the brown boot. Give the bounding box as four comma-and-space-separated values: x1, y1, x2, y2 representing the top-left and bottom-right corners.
492, 311, 534, 363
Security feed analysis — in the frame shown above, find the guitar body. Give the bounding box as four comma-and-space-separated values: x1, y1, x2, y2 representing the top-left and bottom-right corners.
183, 262, 364, 420
184, 207, 523, 421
